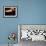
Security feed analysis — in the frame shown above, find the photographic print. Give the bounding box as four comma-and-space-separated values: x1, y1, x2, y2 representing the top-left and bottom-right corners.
3, 6, 17, 17
18, 24, 46, 41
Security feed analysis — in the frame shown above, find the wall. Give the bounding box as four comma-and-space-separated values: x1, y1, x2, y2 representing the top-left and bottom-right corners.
18, 0, 46, 24
0, 0, 46, 45
0, 0, 18, 44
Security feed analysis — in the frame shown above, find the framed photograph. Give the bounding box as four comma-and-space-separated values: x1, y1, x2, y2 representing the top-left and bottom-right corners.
18, 24, 46, 42
3, 6, 17, 18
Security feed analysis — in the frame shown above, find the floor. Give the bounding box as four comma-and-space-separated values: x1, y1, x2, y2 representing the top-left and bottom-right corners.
0, 44, 18, 46
19, 39, 46, 46
0, 40, 46, 46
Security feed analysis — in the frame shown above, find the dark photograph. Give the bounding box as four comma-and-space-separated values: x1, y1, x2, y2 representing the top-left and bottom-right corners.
4, 6, 17, 17
5, 7, 16, 15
